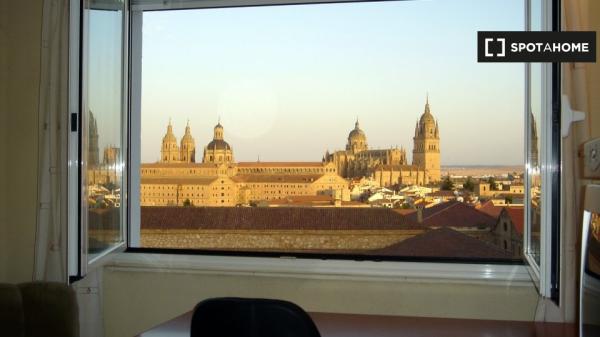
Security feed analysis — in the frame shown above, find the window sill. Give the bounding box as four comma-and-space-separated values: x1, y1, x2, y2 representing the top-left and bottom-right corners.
107, 253, 534, 287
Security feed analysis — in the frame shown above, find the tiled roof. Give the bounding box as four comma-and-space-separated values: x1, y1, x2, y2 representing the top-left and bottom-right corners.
427, 190, 457, 197
504, 207, 525, 234
406, 201, 496, 229
478, 200, 504, 218
141, 176, 218, 185
140, 206, 421, 230
373, 227, 513, 259
265, 196, 368, 207
141, 162, 221, 168
266, 195, 333, 205
231, 174, 323, 183
237, 162, 324, 168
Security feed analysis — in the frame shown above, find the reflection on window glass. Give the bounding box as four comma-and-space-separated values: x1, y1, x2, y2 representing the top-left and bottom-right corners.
85, 0, 125, 260
528, 63, 542, 265
527, 0, 542, 266
133, 0, 525, 261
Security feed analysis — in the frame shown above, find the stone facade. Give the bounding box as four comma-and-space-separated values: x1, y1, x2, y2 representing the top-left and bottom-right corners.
142, 98, 442, 206
325, 97, 440, 185
412, 96, 441, 183
140, 229, 423, 251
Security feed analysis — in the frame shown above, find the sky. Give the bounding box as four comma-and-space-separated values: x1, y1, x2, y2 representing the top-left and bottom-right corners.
129, 0, 526, 165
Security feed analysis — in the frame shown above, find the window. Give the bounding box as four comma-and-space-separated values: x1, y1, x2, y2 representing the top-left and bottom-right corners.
524, 0, 561, 300
128, 0, 528, 263
69, 0, 560, 292
77, 0, 127, 273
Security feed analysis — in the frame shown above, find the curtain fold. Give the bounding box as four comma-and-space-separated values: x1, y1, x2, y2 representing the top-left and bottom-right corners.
33, 0, 69, 283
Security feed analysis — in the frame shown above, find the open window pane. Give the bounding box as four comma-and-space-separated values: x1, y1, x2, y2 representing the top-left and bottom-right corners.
527, 62, 542, 266
131, 0, 525, 261
83, 0, 126, 263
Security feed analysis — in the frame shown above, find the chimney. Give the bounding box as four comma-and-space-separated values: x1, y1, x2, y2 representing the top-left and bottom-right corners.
417, 206, 423, 224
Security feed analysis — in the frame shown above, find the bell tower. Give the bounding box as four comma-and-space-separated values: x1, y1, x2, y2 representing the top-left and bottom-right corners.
180, 120, 196, 163
412, 95, 440, 183
161, 119, 180, 163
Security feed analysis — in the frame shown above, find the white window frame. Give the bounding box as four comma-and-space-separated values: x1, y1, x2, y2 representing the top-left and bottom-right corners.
523, 0, 560, 300
68, 0, 131, 279
67, 0, 563, 298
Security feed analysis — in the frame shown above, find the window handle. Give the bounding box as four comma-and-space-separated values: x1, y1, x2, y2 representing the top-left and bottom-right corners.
561, 94, 585, 138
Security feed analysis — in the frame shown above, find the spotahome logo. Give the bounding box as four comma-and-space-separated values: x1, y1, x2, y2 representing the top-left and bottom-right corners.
478, 31, 596, 62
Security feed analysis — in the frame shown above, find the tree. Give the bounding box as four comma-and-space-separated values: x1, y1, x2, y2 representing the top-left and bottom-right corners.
183, 198, 193, 207
440, 176, 454, 191
463, 176, 475, 192
487, 177, 498, 190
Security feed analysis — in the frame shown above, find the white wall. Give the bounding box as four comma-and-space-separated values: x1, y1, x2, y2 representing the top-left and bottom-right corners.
103, 268, 539, 337
0, 0, 43, 283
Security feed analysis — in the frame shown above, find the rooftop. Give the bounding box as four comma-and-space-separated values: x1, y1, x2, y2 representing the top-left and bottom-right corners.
140, 206, 421, 230
141, 176, 218, 185
478, 200, 504, 218
237, 162, 325, 168
406, 201, 497, 229
373, 227, 513, 260
232, 174, 324, 183
141, 162, 223, 168
503, 207, 525, 234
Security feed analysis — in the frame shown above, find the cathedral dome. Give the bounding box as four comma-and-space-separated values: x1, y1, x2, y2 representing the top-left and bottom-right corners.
162, 122, 177, 143
348, 120, 366, 140
180, 122, 195, 145
206, 139, 231, 150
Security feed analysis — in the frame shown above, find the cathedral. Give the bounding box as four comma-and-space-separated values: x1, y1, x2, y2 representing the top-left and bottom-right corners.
325, 97, 441, 185
202, 122, 234, 164
141, 97, 441, 206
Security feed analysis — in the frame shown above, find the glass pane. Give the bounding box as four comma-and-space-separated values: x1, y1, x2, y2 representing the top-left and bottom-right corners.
527, 0, 543, 266
528, 63, 542, 265
84, 0, 125, 261
133, 0, 525, 261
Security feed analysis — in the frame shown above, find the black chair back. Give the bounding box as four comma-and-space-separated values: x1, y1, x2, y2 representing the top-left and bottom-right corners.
190, 297, 321, 337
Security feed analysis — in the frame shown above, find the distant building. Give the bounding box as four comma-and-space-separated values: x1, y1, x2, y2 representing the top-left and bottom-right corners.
325, 97, 441, 185
142, 97, 442, 206
475, 182, 494, 197
404, 200, 496, 240
412, 96, 441, 183
491, 207, 524, 258
141, 122, 350, 206
477, 200, 504, 219
202, 122, 233, 164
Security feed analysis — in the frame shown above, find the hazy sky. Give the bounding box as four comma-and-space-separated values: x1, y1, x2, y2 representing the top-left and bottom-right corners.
136, 0, 525, 165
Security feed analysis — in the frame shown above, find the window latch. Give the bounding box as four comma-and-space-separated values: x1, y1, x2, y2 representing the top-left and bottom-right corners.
561, 95, 585, 138
71, 112, 78, 132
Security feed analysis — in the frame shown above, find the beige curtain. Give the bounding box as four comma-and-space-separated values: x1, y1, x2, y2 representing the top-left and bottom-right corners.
33, 0, 69, 283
